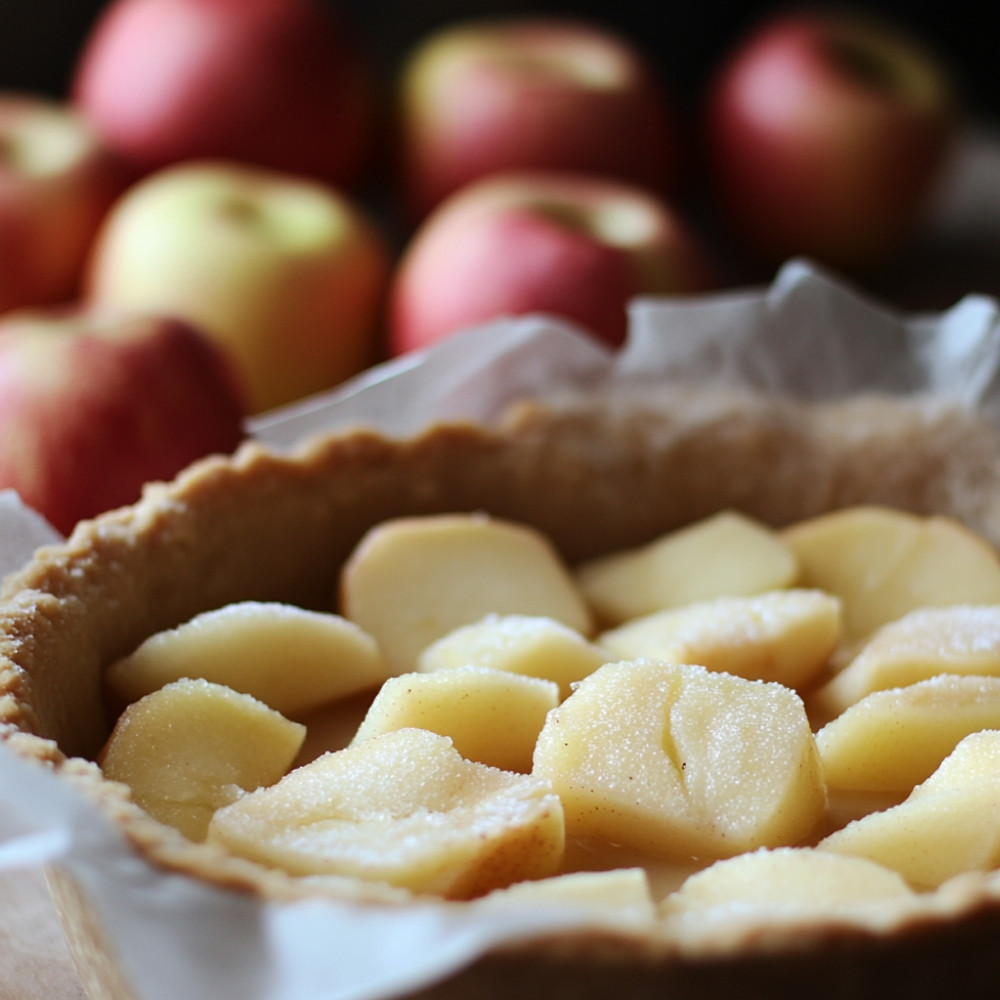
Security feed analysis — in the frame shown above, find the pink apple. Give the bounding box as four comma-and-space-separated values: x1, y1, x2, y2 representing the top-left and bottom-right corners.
0, 308, 247, 536
704, 10, 956, 273
0, 92, 128, 315
395, 17, 681, 221
84, 160, 392, 414
71, 0, 377, 188
388, 170, 717, 354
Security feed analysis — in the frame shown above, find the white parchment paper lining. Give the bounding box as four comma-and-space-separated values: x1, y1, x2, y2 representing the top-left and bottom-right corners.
2, 259, 1000, 1000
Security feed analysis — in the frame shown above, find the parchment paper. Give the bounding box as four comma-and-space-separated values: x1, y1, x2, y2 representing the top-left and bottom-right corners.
2, 258, 1000, 1000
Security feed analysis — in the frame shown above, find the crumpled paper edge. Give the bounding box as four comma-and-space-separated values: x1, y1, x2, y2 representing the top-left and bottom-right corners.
248, 258, 1000, 449
3, 259, 1000, 1000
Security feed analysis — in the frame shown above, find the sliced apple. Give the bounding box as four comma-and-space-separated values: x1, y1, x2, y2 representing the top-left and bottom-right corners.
812, 605, 1000, 716
575, 511, 798, 627
207, 727, 565, 899
662, 847, 915, 925
532, 660, 826, 859
598, 589, 840, 690
105, 601, 389, 718
351, 665, 559, 773
781, 506, 1000, 645
99, 677, 305, 842
817, 675, 1000, 793
819, 730, 1000, 889
340, 513, 593, 674
417, 613, 608, 699
479, 868, 656, 927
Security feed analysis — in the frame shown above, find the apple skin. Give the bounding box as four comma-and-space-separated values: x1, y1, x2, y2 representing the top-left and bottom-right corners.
71, 0, 376, 189
395, 17, 681, 221
0, 308, 247, 536
0, 92, 128, 315
388, 170, 717, 354
85, 160, 392, 414
704, 10, 956, 273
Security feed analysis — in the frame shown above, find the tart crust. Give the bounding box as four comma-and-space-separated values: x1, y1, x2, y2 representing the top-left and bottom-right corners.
4, 386, 1000, 995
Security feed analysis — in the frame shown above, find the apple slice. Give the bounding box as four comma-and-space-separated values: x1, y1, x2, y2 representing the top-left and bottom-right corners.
575, 511, 798, 627
208, 727, 565, 899
479, 868, 656, 927
105, 601, 389, 718
351, 665, 559, 773
819, 730, 1000, 889
816, 674, 1000, 793
812, 604, 1000, 717
781, 506, 1000, 645
418, 613, 608, 699
598, 589, 840, 690
99, 678, 305, 842
532, 660, 826, 859
662, 847, 915, 928
340, 513, 593, 674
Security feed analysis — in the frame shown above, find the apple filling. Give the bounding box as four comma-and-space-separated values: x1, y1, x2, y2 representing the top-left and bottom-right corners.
97, 504, 1000, 911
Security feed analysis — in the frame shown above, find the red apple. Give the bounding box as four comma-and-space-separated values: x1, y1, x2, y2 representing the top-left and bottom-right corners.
0, 92, 128, 314
388, 170, 716, 354
704, 10, 956, 273
395, 16, 681, 221
71, 0, 376, 188
85, 160, 392, 414
0, 308, 247, 536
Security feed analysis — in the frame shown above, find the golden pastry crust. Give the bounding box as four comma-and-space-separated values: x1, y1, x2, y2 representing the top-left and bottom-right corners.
4, 386, 1000, 989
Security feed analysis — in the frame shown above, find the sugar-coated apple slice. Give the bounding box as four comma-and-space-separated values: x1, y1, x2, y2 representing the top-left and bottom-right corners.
781, 506, 1000, 645
105, 601, 389, 718
99, 678, 305, 842
207, 727, 565, 899
819, 730, 1000, 889
479, 868, 656, 927
532, 660, 826, 859
575, 511, 798, 627
351, 665, 559, 773
662, 847, 915, 926
816, 674, 1000, 793
598, 589, 840, 690
417, 613, 608, 699
812, 605, 1000, 717
340, 513, 593, 673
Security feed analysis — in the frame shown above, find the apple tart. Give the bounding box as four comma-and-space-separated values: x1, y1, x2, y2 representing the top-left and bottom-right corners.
5, 384, 1000, 998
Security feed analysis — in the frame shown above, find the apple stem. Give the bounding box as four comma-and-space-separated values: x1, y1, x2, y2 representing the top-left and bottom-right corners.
824, 35, 902, 96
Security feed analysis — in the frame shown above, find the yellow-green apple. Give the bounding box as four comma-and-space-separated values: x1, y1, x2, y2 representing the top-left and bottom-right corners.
71, 0, 377, 189
0, 307, 246, 535
395, 16, 681, 221
704, 10, 956, 274
84, 160, 392, 414
388, 170, 716, 354
0, 92, 128, 314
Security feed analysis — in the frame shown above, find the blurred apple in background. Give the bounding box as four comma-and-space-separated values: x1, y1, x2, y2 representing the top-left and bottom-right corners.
0, 309, 246, 536
71, 0, 377, 189
704, 9, 956, 275
389, 170, 716, 355
85, 160, 392, 414
395, 16, 681, 222
0, 92, 127, 314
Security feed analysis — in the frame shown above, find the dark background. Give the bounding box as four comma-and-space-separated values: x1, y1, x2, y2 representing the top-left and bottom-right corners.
1, 1, 997, 124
